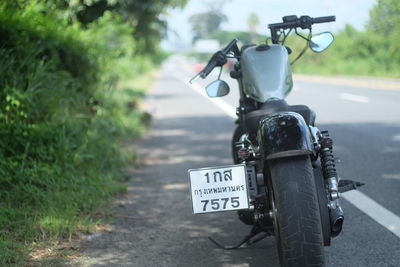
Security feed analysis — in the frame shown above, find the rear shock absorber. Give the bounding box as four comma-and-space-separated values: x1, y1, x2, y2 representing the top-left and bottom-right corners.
320, 131, 338, 199
319, 130, 344, 237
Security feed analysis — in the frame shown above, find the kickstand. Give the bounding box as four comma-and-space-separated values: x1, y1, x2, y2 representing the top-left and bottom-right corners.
208, 226, 269, 250
246, 232, 270, 246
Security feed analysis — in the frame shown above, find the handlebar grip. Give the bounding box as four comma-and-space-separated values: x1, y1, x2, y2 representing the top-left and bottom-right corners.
221, 38, 238, 54
199, 50, 228, 79
198, 40, 236, 79
200, 59, 218, 79
313, 16, 336, 24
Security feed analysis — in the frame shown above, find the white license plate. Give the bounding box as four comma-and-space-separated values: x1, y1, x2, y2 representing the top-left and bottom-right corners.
188, 164, 249, 214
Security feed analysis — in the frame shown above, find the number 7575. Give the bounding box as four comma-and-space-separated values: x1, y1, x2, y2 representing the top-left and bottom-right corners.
200, 197, 240, 211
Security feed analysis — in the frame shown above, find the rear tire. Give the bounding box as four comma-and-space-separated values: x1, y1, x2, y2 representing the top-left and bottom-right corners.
269, 156, 325, 267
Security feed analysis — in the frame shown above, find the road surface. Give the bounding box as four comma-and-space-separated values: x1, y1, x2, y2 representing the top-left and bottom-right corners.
81, 56, 400, 267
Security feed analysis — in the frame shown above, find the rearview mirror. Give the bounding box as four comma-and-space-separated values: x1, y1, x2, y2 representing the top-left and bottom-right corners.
205, 80, 230, 97
309, 32, 334, 53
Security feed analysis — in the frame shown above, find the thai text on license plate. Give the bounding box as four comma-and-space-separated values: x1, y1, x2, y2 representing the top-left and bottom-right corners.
188, 164, 249, 214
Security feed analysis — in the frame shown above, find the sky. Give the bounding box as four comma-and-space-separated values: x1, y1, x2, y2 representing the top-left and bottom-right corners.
163, 0, 377, 50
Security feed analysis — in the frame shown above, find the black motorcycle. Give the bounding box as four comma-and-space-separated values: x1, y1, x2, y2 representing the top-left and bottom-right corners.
188, 15, 364, 266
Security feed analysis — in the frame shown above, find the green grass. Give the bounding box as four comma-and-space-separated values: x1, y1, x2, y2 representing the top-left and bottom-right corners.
0, 4, 155, 265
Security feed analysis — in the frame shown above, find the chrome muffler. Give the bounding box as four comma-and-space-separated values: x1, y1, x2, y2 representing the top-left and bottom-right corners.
330, 205, 344, 237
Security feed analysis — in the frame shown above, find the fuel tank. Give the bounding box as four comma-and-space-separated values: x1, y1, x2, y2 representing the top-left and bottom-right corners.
241, 44, 293, 102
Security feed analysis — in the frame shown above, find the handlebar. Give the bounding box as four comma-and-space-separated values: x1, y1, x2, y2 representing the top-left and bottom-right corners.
221, 38, 239, 54
313, 16, 336, 24
200, 56, 219, 78
268, 15, 335, 30
192, 15, 335, 81
199, 38, 238, 79
269, 15, 335, 43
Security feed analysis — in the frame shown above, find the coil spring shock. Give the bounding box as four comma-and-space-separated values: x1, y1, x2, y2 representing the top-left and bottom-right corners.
319, 131, 339, 200
319, 131, 344, 237
319, 131, 337, 184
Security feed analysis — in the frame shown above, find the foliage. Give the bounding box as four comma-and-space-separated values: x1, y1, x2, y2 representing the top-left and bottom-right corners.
192, 0, 399, 78
247, 13, 260, 43
287, 27, 399, 77
368, 0, 400, 35
0, 0, 181, 264
209, 30, 265, 46
189, 9, 228, 43
187, 30, 264, 63
367, 0, 400, 71
76, 0, 187, 53
287, 0, 400, 77
3, 0, 187, 54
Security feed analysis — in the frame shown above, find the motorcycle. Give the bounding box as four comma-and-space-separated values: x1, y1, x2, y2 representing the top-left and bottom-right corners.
187, 15, 364, 267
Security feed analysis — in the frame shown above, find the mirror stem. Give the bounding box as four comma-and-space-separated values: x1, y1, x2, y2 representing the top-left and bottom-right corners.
218, 67, 223, 80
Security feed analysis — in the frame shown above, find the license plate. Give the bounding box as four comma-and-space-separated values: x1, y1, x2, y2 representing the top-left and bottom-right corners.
188, 164, 249, 214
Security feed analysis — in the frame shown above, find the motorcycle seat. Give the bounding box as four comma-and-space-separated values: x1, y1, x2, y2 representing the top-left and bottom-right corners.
245, 98, 315, 133
289, 104, 316, 126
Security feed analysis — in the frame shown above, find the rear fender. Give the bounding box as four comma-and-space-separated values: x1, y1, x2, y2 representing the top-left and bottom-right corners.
257, 112, 313, 160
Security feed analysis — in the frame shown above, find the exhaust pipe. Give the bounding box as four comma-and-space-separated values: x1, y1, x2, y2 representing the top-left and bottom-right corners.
330, 206, 344, 237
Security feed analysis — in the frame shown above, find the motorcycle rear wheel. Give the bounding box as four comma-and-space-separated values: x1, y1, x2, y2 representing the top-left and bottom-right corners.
268, 155, 325, 267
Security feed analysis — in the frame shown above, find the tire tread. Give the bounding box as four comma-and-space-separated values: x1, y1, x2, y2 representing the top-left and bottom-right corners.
269, 156, 325, 267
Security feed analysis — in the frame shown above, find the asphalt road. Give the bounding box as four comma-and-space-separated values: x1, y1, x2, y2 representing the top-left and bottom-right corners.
82, 56, 400, 267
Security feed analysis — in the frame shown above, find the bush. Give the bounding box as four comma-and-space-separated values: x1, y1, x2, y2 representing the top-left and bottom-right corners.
0, 3, 149, 264
288, 24, 400, 77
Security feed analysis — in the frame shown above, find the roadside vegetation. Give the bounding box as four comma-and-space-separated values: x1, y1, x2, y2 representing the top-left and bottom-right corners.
0, 0, 186, 265
290, 0, 400, 77
190, 0, 399, 78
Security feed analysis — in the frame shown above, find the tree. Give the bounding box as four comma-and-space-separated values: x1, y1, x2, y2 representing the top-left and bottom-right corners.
247, 13, 260, 43
30, 0, 188, 53
188, 1, 231, 43
367, 0, 400, 68
188, 10, 227, 43
368, 0, 400, 35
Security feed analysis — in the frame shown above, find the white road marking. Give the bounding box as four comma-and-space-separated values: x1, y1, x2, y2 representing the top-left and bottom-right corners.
175, 73, 400, 239
174, 73, 236, 119
343, 191, 400, 238
382, 174, 400, 180
340, 93, 370, 103
391, 134, 400, 141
